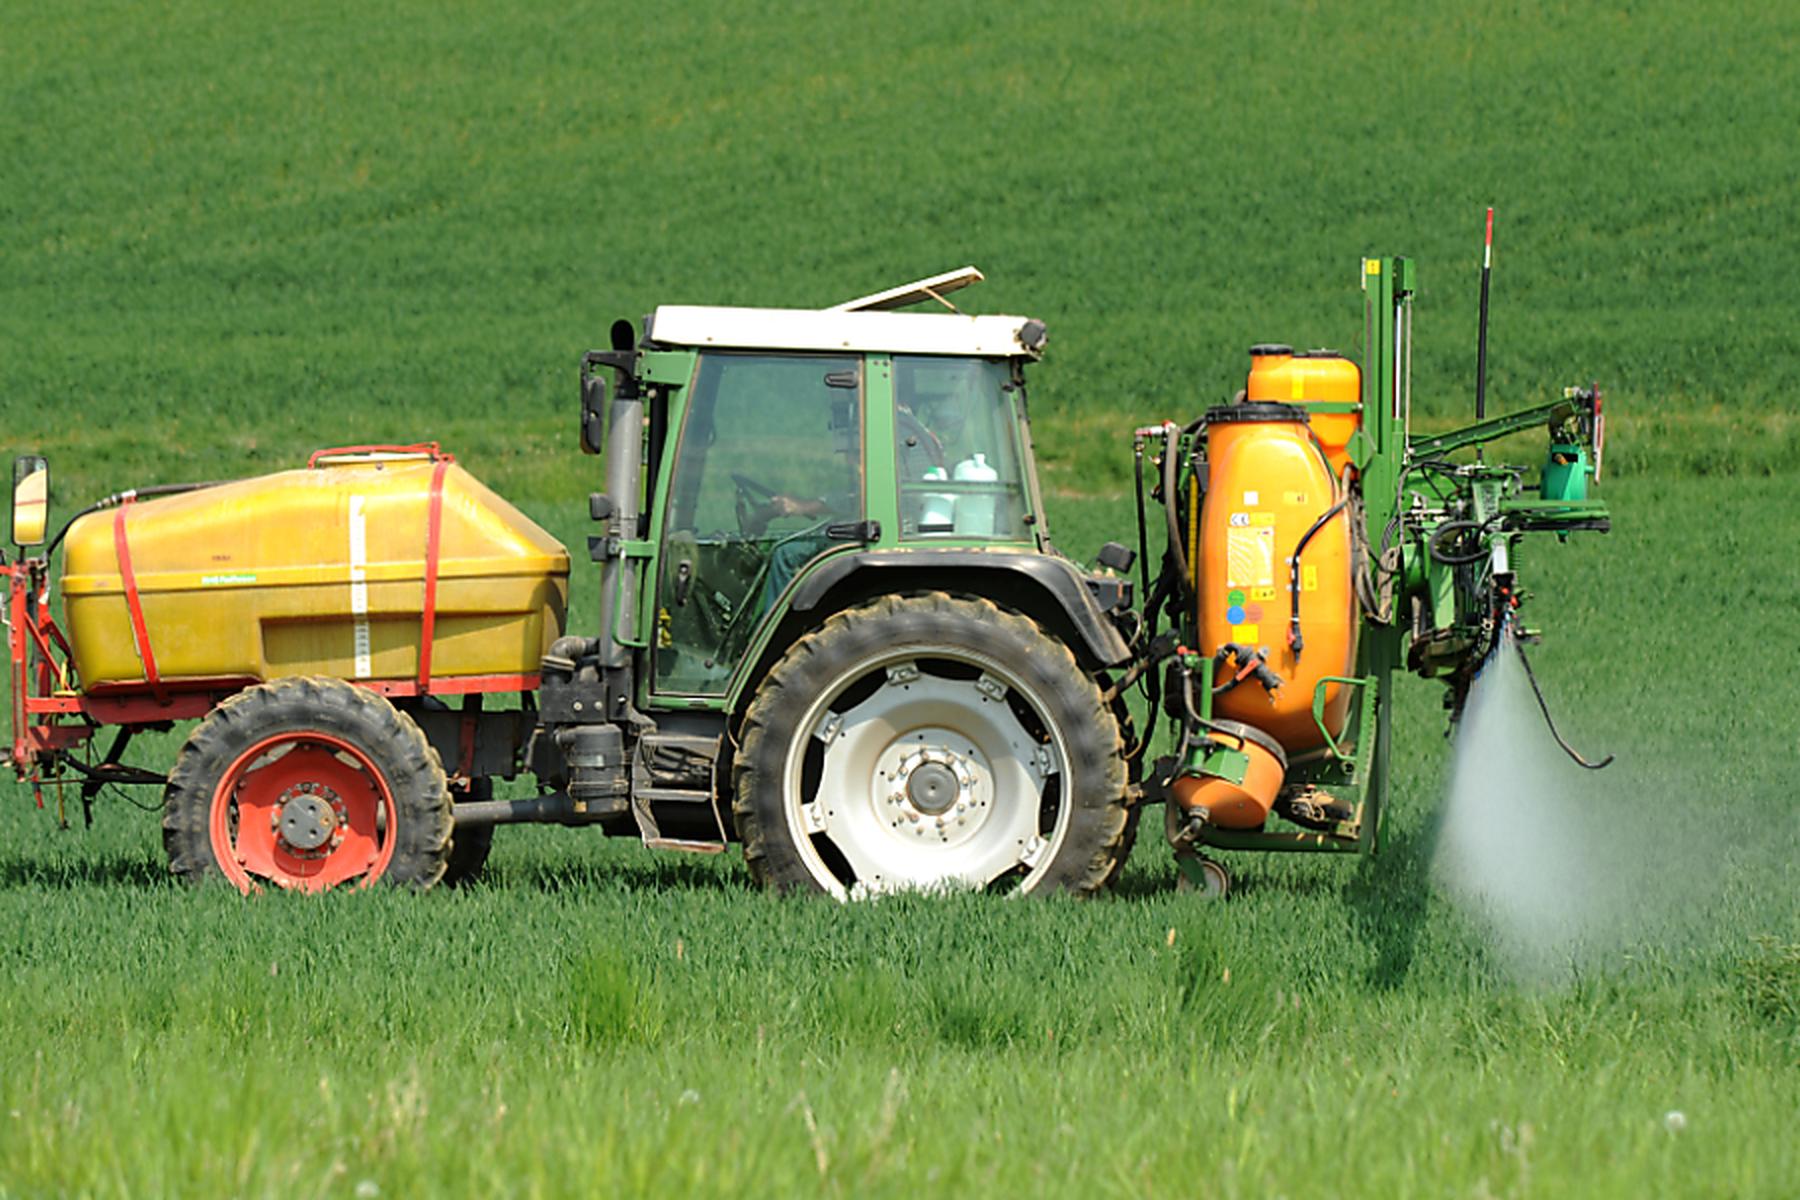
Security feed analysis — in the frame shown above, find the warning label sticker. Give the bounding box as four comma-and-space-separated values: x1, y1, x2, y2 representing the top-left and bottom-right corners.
1227, 525, 1276, 588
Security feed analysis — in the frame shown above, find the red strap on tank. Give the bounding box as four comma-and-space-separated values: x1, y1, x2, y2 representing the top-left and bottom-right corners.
113, 496, 167, 705
417, 457, 450, 690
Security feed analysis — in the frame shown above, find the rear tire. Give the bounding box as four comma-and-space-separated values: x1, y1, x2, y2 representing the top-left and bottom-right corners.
163, 676, 452, 893
733, 592, 1131, 898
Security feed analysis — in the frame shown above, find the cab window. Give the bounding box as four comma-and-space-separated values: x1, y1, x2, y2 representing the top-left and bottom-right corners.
655, 353, 861, 694
892, 356, 1031, 541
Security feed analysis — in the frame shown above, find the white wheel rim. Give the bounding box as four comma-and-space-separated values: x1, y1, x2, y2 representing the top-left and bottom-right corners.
783, 646, 1072, 899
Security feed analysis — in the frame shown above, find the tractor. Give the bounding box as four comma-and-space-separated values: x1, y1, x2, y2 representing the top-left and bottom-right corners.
4, 256, 1607, 897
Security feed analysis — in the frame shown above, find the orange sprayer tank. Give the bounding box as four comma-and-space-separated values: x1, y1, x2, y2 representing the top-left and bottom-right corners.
1246, 344, 1362, 478
1193, 403, 1357, 753
60, 451, 569, 691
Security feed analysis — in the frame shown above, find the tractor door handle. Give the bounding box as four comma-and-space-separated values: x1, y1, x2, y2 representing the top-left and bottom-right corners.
825, 520, 880, 543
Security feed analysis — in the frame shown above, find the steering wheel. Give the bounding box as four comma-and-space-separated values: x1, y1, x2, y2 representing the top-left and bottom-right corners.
732, 471, 782, 534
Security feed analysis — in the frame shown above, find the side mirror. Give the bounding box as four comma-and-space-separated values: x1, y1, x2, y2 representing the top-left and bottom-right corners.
580, 373, 607, 456
11, 455, 48, 547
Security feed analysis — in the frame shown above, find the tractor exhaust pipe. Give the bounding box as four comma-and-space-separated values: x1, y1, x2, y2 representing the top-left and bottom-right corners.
585, 321, 645, 720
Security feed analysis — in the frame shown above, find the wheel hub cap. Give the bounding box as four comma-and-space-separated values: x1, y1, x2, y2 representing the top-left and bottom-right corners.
274, 784, 345, 854
904, 759, 961, 814
885, 742, 981, 836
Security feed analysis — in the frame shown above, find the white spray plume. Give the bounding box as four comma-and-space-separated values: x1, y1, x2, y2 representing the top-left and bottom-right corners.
1435, 631, 1615, 983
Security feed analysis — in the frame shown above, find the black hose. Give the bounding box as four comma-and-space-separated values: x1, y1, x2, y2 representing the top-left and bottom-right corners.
1286, 494, 1351, 657
1177, 666, 1253, 753
1513, 635, 1614, 770
1135, 566, 1176, 720
1132, 439, 1153, 602
45, 481, 226, 558
1428, 519, 1496, 567
1173, 667, 1198, 766
1162, 424, 1188, 588
59, 756, 167, 787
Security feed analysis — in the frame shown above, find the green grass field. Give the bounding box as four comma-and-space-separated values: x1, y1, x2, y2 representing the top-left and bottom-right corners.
4, 2, 1798, 1196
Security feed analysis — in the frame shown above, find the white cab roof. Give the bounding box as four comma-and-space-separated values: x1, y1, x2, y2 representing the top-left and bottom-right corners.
647, 267, 1044, 359
648, 305, 1044, 359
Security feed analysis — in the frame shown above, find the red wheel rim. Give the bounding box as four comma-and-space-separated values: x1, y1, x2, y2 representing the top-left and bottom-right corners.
208, 732, 399, 894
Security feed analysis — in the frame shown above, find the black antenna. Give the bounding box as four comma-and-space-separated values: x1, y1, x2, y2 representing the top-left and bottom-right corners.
1475, 207, 1494, 459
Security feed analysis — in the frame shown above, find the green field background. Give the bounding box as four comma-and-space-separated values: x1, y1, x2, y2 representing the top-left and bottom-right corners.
3, 2, 1797, 1196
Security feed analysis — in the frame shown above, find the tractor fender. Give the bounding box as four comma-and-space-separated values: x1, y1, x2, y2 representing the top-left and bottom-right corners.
784, 550, 1133, 670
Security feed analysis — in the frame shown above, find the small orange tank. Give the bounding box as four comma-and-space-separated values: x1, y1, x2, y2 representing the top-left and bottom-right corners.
1194, 403, 1357, 753
1246, 345, 1362, 479
1171, 720, 1287, 829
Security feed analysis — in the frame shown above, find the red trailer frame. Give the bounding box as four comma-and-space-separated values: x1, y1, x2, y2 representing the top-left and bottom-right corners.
5, 557, 536, 783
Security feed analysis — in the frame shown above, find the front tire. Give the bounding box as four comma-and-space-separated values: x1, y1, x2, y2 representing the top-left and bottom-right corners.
163, 676, 452, 893
733, 593, 1131, 898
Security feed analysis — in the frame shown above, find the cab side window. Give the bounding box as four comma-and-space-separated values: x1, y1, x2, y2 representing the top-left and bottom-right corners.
893, 356, 1030, 541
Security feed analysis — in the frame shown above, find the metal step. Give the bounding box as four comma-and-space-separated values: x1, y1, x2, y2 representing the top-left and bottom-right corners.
643, 837, 726, 856
633, 786, 715, 806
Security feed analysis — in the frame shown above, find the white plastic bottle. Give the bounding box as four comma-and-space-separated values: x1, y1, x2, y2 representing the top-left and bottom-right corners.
919, 466, 955, 534
952, 452, 998, 537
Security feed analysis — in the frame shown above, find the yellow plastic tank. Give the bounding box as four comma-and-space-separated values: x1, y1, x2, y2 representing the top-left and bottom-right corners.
61, 450, 569, 691
1246, 345, 1362, 479
1193, 404, 1357, 753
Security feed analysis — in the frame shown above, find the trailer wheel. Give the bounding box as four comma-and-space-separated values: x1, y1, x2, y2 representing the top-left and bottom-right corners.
162, 676, 452, 893
733, 592, 1131, 899
442, 780, 495, 887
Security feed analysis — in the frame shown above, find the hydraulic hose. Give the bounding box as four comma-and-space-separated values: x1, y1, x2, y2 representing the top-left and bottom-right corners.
1286, 494, 1351, 657
1162, 423, 1188, 588
1427, 518, 1497, 567
1132, 437, 1153, 602
1512, 634, 1614, 770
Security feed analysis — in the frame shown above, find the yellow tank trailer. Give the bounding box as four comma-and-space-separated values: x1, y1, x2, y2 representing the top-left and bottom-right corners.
60, 449, 568, 691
